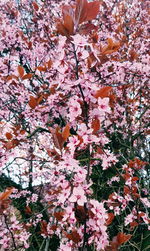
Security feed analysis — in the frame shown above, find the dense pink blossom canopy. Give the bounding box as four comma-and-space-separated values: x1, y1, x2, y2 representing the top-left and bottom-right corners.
0, 0, 149, 250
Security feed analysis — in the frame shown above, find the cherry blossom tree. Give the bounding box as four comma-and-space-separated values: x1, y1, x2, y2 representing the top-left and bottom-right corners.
0, 0, 149, 250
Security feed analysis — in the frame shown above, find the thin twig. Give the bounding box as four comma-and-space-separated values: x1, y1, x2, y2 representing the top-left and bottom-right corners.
4, 214, 17, 250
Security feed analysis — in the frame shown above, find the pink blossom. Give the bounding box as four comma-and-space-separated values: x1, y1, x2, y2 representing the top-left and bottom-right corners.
68, 99, 82, 122
58, 188, 71, 204
98, 97, 111, 114
59, 243, 72, 251
140, 212, 150, 224
107, 176, 120, 185
141, 198, 150, 208
74, 167, 87, 183
72, 34, 88, 47
125, 212, 136, 226
114, 206, 120, 215
62, 206, 76, 224
0, 235, 10, 249
69, 186, 87, 206
90, 199, 107, 217
101, 150, 118, 170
